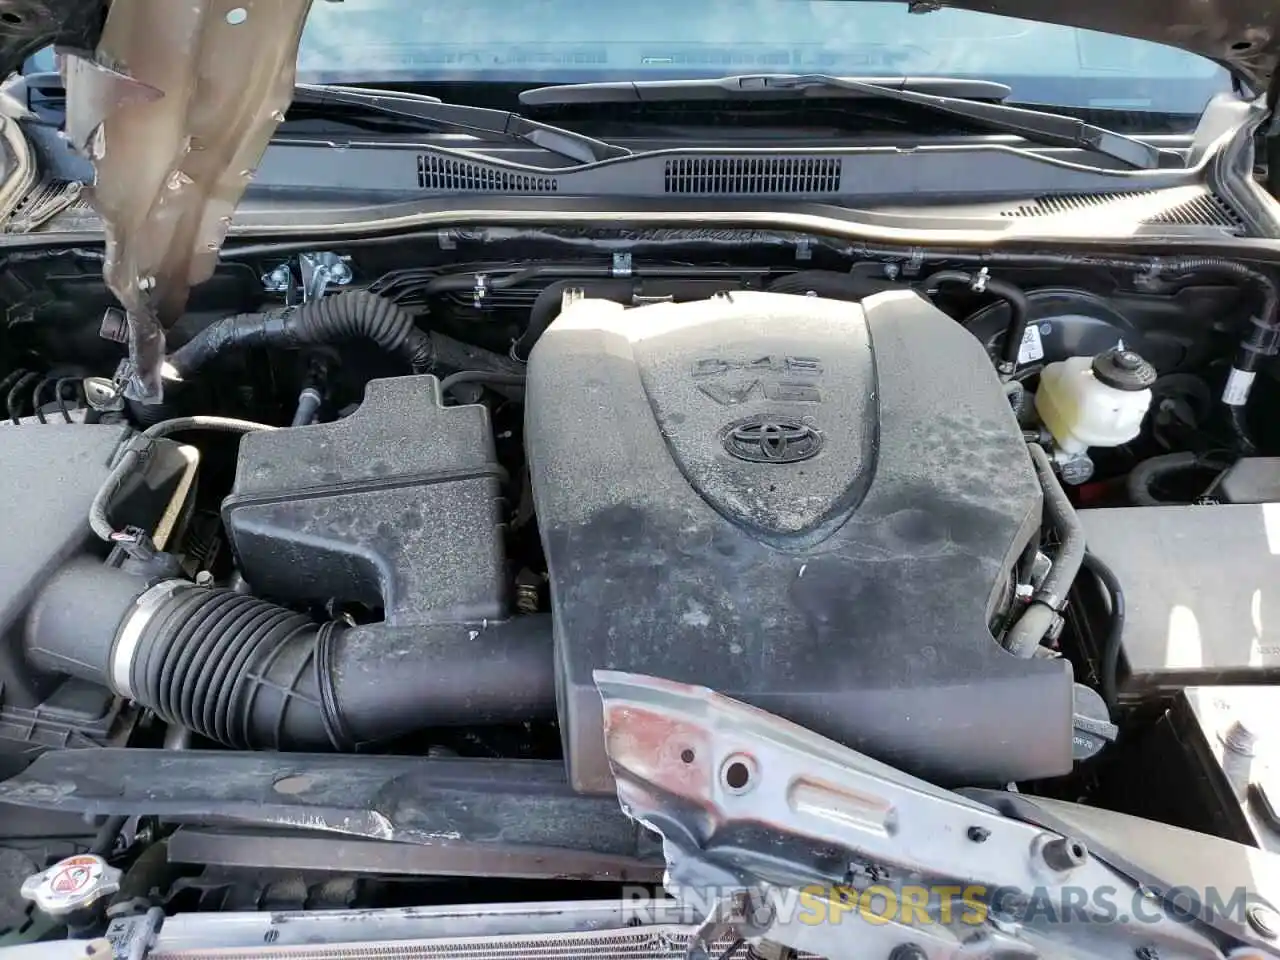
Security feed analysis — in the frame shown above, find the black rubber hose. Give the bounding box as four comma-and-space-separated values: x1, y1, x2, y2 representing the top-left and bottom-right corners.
1027, 443, 1086, 612
513, 279, 634, 362
439, 370, 527, 396
1081, 551, 1126, 711
31, 377, 53, 423
168, 291, 435, 378
88, 815, 128, 858
54, 379, 79, 423
7, 370, 41, 424
1004, 602, 1057, 658
0, 368, 28, 399
291, 386, 323, 427
1125, 451, 1202, 506
766, 270, 900, 299
26, 562, 557, 751
923, 270, 1030, 374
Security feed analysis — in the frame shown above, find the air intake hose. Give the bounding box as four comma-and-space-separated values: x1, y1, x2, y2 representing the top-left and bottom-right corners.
168, 291, 437, 379
26, 560, 556, 750
766, 270, 900, 299
514, 279, 635, 362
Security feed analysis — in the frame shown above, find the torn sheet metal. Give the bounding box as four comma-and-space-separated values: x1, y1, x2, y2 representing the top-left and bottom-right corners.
65, 0, 312, 401
595, 671, 1273, 960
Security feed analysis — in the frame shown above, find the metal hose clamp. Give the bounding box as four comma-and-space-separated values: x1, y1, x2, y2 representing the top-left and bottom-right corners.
111, 579, 192, 699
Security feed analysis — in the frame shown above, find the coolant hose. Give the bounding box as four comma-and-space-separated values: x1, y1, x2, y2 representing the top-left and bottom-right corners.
1081, 551, 1126, 710
1156, 258, 1278, 453
1124, 451, 1202, 506
766, 270, 900, 299
168, 291, 436, 378
513, 279, 634, 362
1027, 442, 1085, 612
1004, 602, 1057, 659
25, 560, 556, 750
1004, 444, 1087, 657
923, 270, 1030, 376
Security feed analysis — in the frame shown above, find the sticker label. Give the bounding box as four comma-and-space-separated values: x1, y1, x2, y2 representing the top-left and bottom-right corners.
49, 856, 100, 896
1223, 367, 1255, 406
1016, 324, 1045, 365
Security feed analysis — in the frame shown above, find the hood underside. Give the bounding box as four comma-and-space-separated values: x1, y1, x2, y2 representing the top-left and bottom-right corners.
0, 0, 1275, 89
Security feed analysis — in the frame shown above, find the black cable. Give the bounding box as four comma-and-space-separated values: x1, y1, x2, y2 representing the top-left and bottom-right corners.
169, 291, 435, 378
439, 370, 528, 396
7, 371, 41, 424
1081, 551, 1125, 712
54, 378, 79, 423
0, 369, 28, 398
30, 377, 51, 424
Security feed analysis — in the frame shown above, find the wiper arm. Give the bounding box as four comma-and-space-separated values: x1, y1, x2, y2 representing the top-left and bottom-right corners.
520, 74, 1012, 104
522, 73, 1166, 170
292, 83, 631, 164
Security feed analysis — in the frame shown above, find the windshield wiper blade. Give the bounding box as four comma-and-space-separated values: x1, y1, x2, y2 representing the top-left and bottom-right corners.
292, 83, 631, 164
522, 73, 1165, 169
520, 74, 1011, 105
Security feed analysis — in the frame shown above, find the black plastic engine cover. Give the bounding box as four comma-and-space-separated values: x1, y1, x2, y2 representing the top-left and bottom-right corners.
526, 289, 1073, 793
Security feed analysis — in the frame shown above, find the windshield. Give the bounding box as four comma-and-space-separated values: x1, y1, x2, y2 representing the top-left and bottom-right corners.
293, 0, 1231, 115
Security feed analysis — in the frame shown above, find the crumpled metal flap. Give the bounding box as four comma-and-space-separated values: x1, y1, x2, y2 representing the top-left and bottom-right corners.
595, 671, 1264, 960
66, 0, 312, 401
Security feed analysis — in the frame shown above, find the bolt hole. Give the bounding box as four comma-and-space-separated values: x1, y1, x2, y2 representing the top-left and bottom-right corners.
0, 11, 22, 24
225, 7, 248, 24
1070, 841, 1087, 859
724, 760, 751, 790
1231, 39, 1253, 50
680, 748, 695, 764
272, 774, 314, 794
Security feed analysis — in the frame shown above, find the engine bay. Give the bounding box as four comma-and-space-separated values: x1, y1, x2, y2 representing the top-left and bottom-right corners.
1, 226, 1279, 915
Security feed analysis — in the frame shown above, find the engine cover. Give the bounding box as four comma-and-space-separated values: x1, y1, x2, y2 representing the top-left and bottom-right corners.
527, 289, 1074, 793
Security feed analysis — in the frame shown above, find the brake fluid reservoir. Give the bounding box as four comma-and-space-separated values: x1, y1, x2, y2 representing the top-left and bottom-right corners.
1036, 348, 1156, 454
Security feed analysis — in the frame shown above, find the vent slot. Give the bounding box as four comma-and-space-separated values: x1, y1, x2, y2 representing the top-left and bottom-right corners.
664, 156, 842, 195
417, 155, 558, 193
1002, 190, 1243, 230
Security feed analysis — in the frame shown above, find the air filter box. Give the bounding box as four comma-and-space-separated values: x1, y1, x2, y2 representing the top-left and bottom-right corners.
223, 376, 507, 624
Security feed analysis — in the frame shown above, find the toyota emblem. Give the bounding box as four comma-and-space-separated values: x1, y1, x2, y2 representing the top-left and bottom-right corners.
722, 415, 823, 463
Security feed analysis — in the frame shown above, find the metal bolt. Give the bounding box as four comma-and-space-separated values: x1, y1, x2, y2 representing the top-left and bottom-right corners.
1248, 905, 1279, 939
194, 571, 215, 588
262, 264, 292, 293
1224, 719, 1258, 756
514, 569, 542, 615
883, 263, 900, 280
515, 582, 539, 614
966, 826, 990, 843
1041, 836, 1088, 871
329, 260, 352, 284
